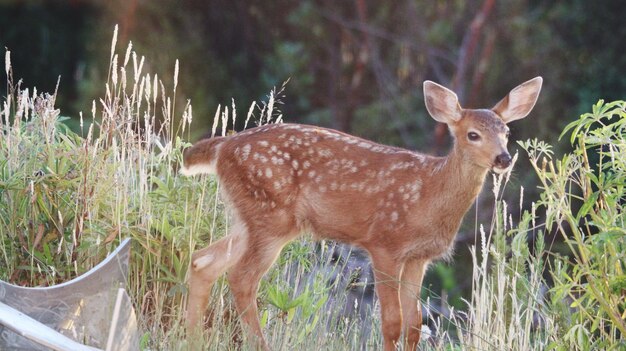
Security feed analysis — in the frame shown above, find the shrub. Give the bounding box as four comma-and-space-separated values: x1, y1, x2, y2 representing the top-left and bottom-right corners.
520, 100, 626, 350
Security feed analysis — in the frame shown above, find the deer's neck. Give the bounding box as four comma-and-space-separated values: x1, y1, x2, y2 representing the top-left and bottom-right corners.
428, 145, 489, 221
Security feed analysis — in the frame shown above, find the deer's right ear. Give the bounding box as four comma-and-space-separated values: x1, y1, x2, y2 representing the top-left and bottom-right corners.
423, 81, 462, 124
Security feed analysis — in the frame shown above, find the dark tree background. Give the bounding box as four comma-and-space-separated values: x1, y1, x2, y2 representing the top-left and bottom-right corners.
2, 0, 624, 307
3, 1, 624, 144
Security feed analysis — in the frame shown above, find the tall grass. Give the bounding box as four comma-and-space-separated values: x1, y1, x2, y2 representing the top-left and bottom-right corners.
0, 26, 379, 350
2, 27, 623, 350
448, 170, 557, 350
2, 26, 213, 348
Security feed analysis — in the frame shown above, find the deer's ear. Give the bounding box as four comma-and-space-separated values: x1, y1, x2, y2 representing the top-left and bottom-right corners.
423, 81, 462, 124
493, 77, 543, 123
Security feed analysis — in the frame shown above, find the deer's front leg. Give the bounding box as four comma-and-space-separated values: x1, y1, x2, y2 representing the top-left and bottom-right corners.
370, 249, 403, 351
400, 259, 428, 350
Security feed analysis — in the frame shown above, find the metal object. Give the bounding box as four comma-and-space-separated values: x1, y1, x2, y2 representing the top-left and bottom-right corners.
0, 238, 139, 351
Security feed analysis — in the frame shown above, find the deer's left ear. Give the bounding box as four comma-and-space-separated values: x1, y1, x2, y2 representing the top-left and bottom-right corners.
493, 77, 543, 123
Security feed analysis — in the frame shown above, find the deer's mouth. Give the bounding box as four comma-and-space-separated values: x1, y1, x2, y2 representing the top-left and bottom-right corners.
491, 164, 512, 175
490, 152, 513, 174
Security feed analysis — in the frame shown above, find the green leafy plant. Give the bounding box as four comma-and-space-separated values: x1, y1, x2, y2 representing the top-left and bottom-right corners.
520, 100, 626, 350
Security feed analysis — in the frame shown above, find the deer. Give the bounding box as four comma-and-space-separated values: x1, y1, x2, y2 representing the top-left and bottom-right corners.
180, 77, 543, 350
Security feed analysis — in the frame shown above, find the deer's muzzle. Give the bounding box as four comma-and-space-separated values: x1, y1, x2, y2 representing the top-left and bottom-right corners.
494, 152, 512, 170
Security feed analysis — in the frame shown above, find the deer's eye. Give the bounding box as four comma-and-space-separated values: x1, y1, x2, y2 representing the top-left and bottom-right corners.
467, 132, 481, 141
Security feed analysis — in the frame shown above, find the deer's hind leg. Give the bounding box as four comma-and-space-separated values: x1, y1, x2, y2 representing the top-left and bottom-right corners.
227, 220, 298, 350
186, 220, 248, 330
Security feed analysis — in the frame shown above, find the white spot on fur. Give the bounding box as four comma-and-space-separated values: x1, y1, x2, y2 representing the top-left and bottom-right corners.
292, 160, 299, 170
258, 140, 269, 147
344, 137, 358, 144
265, 168, 273, 178
193, 254, 214, 271
241, 144, 251, 160
269, 156, 284, 165
318, 148, 333, 158
391, 211, 399, 222
391, 161, 415, 170
180, 161, 217, 176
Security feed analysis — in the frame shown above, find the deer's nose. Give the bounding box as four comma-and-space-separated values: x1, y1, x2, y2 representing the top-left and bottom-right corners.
494, 153, 512, 169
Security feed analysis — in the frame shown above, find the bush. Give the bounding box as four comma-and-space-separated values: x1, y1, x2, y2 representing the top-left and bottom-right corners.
520, 100, 626, 350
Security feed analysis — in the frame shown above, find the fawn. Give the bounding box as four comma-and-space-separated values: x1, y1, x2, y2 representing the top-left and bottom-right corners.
181, 77, 543, 350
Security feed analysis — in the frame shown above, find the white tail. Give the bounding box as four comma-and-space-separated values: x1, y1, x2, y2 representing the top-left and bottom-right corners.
181, 77, 542, 350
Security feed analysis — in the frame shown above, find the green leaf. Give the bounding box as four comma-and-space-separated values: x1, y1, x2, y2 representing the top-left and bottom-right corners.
260, 310, 268, 328
561, 117, 586, 144
609, 275, 626, 294
286, 307, 296, 324
590, 315, 601, 333
545, 341, 560, 351
576, 193, 598, 221
266, 285, 290, 311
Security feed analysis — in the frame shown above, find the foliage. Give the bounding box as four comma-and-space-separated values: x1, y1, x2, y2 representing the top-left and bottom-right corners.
2, 26, 626, 350
2, 1, 625, 147
0, 31, 377, 350
433, 101, 626, 349
1, 31, 218, 348
520, 100, 626, 350
439, 168, 556, 350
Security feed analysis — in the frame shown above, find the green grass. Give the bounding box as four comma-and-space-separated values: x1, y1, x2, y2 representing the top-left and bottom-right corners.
2, 28, 624, 350
0, 29, 383, 350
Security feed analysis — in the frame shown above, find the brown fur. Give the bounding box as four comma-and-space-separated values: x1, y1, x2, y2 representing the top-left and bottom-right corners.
181, 77, 542, 350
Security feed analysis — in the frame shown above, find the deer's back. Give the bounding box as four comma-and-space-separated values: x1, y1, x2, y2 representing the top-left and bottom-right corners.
214, 124, 440, 246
